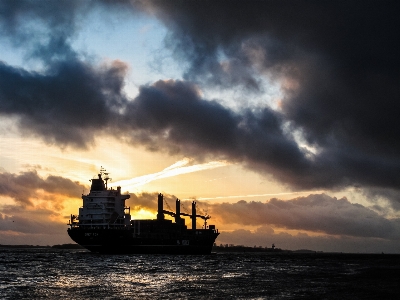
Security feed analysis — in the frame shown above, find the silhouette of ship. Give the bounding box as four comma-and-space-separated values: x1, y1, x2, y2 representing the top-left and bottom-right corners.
67, 168, 219, 254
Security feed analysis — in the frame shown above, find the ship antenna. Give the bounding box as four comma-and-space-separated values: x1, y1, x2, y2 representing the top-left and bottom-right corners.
100, 166, 112, 189
100, 166, 106, 177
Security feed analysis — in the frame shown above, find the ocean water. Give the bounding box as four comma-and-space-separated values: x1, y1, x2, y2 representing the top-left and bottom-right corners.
0, 248, 399, 299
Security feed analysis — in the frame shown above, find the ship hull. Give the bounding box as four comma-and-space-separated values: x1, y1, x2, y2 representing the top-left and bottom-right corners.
68, 228, 219, 255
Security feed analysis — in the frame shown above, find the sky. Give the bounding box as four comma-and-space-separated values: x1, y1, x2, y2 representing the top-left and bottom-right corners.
1, 0, 400, 253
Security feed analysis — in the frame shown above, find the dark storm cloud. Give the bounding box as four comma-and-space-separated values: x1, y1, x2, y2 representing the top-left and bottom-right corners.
0, 0, 129, 148
138, 1, 400, 193
0, 170, 85, 206
210, 194, 400, 240
124, 80, 309, 178
0, 0, 86, 61
362, 187, 400, 212
145, 1, 400, 90
1, 0, 400, 200
0, 60, 128, 148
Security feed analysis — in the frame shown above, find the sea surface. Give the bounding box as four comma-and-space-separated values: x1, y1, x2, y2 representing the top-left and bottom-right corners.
0, 248, 399, 299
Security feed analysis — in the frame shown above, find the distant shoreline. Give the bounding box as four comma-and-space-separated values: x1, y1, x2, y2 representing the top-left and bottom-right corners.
212, 245, 314, 254
0, 244, 85, 249
0, 244, 397, 254
0, 244, 300, 252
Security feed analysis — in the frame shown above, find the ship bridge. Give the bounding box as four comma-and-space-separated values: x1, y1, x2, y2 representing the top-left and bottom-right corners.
69, 168, 131, 229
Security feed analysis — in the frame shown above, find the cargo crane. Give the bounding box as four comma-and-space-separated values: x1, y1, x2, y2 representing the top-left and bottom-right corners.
162, 199, 211, 230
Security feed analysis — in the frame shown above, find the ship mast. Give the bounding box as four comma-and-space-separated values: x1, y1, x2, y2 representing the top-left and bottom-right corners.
100, 166, 112, 189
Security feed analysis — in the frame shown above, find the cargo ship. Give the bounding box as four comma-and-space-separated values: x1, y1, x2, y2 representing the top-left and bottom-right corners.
67, 168, 219, 254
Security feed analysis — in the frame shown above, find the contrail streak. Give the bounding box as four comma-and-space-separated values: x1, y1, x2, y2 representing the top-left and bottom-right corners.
110, 158, 229, 190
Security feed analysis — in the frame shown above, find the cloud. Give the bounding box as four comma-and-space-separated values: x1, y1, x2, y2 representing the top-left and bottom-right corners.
137, 1, 400, 194
127, 191, 180, 214
210, 194, 400, 240
362, 187, 400, 212
0, 167, 86, 244
0, 59, 128, 148
0, 1, 128, 148
1, 1, 400, 206
0, 0, 88, 62
123, 80, 309, 179
0, 170, 85, 206
0, 208, 71, 245
0, 210, 64, 235
2, 59, 400, 199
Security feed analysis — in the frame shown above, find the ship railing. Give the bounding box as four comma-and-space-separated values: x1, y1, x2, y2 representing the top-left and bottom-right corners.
191, 228, 219, 234
69, 223, 131, 230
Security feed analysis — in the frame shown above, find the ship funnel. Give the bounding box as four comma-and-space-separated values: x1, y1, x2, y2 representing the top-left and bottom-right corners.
157, 193, 164, 221
90, 175, 106, 191
192, 201, 196, 230
175, 199, 181, 224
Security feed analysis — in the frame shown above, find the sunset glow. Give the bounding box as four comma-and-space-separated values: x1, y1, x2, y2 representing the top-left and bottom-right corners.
1, 1, 400, 253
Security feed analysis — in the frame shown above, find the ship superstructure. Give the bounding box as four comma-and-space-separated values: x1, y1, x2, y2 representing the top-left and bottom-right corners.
74, 168, 131, 229
68, 168, 219, 254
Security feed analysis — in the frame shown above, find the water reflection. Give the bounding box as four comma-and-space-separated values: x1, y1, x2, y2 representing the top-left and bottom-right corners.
1, 249, 399, 299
